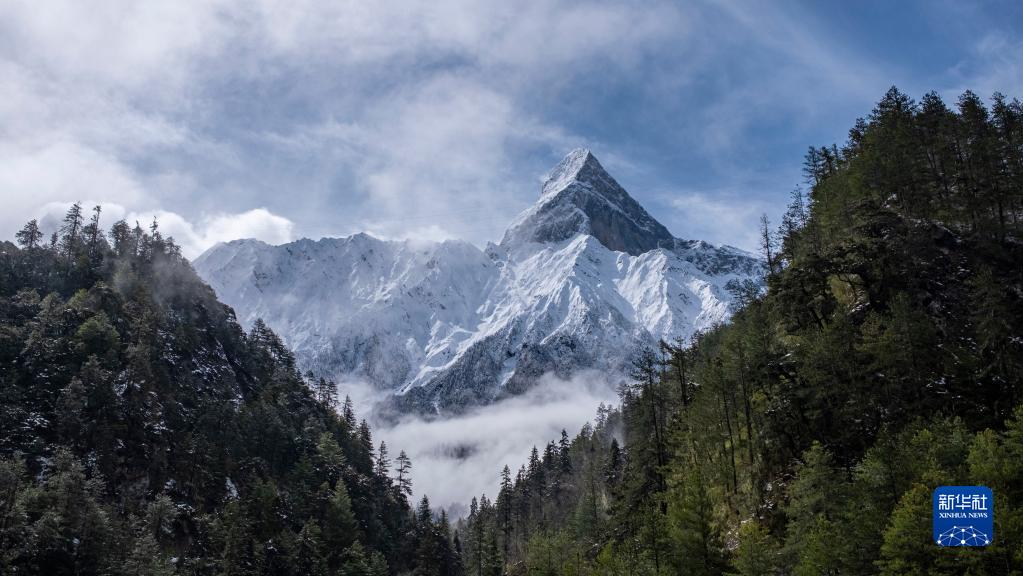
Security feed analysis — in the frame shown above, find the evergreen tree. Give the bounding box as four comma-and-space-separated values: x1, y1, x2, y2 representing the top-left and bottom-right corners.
730, 521, 779, 576
414, 496, 443, 576
0, 217, 416, 574
784, 442, 846, 560
376, 441, 391, 478
324, 481, 359, 552
457, 87, 1023, 575
15, 219, 43, 250
397, 450, 414, 499
58, 202, 84, 263
669, 466, 725, 576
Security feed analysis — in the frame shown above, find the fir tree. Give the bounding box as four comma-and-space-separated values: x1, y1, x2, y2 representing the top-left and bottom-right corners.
396, 450, 413, 499
15, 219, 43, 250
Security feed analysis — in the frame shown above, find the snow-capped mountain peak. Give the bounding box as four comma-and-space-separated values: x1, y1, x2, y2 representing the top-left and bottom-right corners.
502, 149, 675, 256
540, 148, 600, 196
194, 150, 761, 417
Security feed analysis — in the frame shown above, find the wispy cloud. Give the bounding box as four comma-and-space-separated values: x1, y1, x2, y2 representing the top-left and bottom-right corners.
33, 200, 294, 259
3, 0, 1019, 516
662, 189, 775, 252
943, 32, 1023, 100
0, 0, 1018, 253
354, 372, 619, 512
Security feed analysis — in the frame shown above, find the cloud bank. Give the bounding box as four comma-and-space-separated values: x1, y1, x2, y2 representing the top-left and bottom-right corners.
31, 201, 293, 259
4, 0, 1014, 253
339, 372, 620, 513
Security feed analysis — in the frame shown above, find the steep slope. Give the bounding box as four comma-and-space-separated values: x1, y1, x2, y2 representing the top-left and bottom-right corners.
194, 150, 761, 415
0, 219, 417, 574
501, 148, 674, 255
192, 234, 497, 391
456, 87, 1023, 576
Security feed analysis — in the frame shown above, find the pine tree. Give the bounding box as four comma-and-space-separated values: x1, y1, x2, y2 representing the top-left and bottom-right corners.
316, 376, 338, 408
376, 441, 391, 478
668, 466, 724, 576
414, 496, 443, 576
15, 219, 43, 250
110, 220, 133, 256
340, 541, 374, 576
297, 520, 330, 576
496, 465, 513, 559
123, 518, 176, 576
759, 213, 777, 276
878, 484, 970, 575
359, 420, 374, 456
55, 376, 87, 445
83, 205, 104, 260
731, 521, 780, 576
481, 529, 502, 576
557, 429, 572, 475
0, 215, 416, 574
784, 442, 846, 561
342, 395, 356, 424
323, 481, 359, 553
315, 432, 346, 485
58, 202, 85, 263
792, 517, 845, 576
0, 457, 30, 573
396, 450, 413, 499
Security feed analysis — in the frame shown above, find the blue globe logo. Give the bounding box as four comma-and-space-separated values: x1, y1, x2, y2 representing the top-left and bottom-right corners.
933, 486, 994, 547
936, 525, 990, 547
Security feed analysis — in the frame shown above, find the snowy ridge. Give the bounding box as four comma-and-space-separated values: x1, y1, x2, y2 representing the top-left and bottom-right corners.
194, 150, 761, 415
540, 148, 596, 197
501, 149, 676, 256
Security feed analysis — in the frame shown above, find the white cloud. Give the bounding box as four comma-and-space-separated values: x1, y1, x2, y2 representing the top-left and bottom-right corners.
343, 74, 578, 242
944, 33, 1023, 101
203, 208, 294, 247
666, 190, 774, 252
364, 372, 619, 512
0, 0, 693, 251
0, 141, 145, 240
1, 0, 1013, 264
0, 137, 291, 258
124, 207, 295, 258
28, 202, 293, 259
0, 0, 230, 91
4, 0, 1017, 519
232, 0, 685, 74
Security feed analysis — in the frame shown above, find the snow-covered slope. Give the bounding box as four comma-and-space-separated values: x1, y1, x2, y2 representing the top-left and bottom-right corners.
502, 149, 675, 255
194, 150, 761, 415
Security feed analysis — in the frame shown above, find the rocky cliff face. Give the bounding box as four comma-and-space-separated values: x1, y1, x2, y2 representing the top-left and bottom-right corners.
194, 150, 761, 416
501, 149, 675, 255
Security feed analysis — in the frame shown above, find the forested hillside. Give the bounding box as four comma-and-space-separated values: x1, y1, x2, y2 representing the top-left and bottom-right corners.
0, 211, 462, 575
459, 88, 1023, 575
2, 86, 1021, 576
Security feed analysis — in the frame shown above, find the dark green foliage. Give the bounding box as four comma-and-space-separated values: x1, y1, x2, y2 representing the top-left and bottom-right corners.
459, 88, 1023, 575
0, 211, 444, 575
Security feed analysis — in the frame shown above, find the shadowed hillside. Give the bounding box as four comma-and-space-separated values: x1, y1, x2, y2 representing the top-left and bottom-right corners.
0, 214, 461, 575
458, 87, 1023, 576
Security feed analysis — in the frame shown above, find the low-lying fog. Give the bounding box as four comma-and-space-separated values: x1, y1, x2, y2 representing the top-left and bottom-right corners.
338, 372, 620, 516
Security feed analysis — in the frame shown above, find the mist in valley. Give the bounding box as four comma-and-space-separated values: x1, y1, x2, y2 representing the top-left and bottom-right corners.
337, 371, 620, 514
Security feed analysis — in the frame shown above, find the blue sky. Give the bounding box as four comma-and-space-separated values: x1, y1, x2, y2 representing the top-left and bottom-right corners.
1, 0, 1021, 256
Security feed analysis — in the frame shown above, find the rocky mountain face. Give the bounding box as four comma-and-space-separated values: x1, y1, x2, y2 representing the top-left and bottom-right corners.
193, 150, 761, 416
501, 149, 675, 255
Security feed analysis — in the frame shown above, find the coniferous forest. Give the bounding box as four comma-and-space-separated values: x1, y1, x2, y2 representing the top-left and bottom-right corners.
2, 86, 1022, 575
458, 87, 1023, 576
0, 211, 460, 573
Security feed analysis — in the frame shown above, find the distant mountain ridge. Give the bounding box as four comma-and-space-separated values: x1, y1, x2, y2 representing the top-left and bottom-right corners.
194, 150, 761, 416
